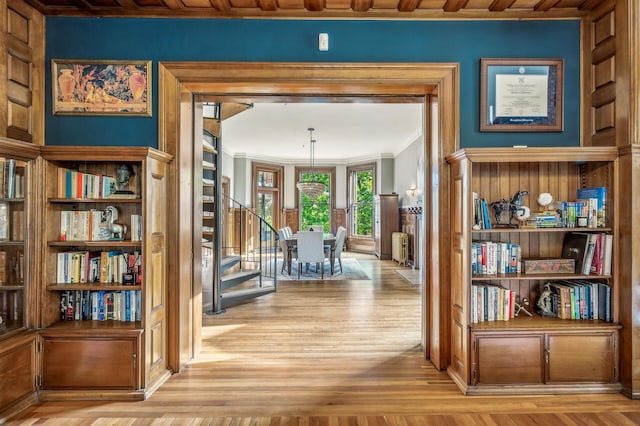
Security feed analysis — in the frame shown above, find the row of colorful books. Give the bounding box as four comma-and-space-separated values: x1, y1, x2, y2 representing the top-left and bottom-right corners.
60, 289, 141, 322
471, 241, 521, 276
471, 283, 516, 323
57, 167, 118, 199
561, 232, 613, 276
56, 250, 141, 284
545, 280, 611, 321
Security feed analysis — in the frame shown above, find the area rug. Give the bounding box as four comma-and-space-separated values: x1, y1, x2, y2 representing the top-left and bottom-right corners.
395, 268, 422, 285
277, 257, 370, 281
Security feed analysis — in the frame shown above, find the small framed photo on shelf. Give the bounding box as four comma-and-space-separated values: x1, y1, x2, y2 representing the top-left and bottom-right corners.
52, 59, 152, 116
480, 58, 563, 132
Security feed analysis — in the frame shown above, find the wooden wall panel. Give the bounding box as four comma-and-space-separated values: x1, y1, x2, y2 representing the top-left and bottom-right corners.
1, 0, 44, 145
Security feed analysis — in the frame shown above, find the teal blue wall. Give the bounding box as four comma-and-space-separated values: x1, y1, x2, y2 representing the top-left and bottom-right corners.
46, 18, 581, 148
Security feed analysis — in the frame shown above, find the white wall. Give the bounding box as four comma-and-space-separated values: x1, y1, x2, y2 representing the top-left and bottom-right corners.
221, 150, 235, 199
393, 136, 424, 207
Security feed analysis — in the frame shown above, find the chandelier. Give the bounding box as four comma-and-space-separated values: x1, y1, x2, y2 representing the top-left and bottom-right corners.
297, 127, 326, 200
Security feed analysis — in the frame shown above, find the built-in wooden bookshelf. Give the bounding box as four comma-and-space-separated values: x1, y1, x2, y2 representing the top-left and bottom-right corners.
39, 146, 172, 400
446, 147, 621, 395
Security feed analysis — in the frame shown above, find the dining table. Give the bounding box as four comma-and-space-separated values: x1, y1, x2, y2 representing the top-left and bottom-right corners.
284, 234, 336, 276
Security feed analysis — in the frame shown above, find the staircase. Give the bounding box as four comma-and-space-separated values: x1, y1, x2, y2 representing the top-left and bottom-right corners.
205, 196, 279, 314
200, 99, 279, 314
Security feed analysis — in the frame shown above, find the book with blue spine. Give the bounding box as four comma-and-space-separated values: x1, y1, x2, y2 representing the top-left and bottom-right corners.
577, 187, 607, 228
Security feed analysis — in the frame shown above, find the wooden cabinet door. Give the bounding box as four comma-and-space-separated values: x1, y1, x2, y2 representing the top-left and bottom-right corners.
474, 334, 544, 385
42, 336, 139, 389
0, 333, 36, 412
546, 333, 616, 383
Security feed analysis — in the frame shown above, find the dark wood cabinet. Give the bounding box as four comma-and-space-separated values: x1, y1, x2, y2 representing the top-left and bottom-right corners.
373, 194, 399, 260
41, 329, 142, 391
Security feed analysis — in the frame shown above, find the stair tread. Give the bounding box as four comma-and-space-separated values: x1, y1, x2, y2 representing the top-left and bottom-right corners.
221, 270, 261, 281
221, 286, 275, 298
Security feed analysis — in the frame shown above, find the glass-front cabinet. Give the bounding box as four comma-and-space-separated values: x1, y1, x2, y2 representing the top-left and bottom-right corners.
0, 139, 39, 338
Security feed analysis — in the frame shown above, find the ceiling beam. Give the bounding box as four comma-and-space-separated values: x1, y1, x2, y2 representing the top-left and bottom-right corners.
488, 0, 516, 12
351, 0, 372, 12
442, 0, 469, 12
579, 0, 606, 10
209, 0, 231, 11
305, 0, 325, 12
534, 0, 560, 12
257, 0, 278, 11
398, 0, 421, 12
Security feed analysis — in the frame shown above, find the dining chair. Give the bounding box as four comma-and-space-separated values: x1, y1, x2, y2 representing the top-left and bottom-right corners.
327, 226, 347, 274
308, 225, 324, 232
296, 231, 325, 279
278, 228, 296, 274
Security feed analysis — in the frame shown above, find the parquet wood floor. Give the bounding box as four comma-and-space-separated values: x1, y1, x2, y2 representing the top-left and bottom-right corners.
8, 255, 640, 425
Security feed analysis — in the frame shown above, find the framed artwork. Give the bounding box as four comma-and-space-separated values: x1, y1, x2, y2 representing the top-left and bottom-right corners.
480, 58, 563, 132
52, 60, 152, 116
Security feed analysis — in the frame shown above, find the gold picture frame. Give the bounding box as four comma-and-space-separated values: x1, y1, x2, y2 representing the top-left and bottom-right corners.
480, 58, 563, 132
52, 59, 152, 116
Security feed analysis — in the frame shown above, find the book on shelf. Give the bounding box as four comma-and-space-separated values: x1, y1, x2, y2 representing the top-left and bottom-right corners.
561, 231, 612, 276
57, 167, 119, 199
60, 289, 141, 322
0, 202, 7, 241
561, 232, 591, 274
576, 187, 606, 228
472, 241, 521, 275
56, 250, 141, 284
11, 210, 23, 241
546, 280, 611, 322
471, 282, 515, 323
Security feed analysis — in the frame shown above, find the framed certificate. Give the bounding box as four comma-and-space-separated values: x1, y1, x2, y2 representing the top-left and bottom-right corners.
480, 58, 563, 132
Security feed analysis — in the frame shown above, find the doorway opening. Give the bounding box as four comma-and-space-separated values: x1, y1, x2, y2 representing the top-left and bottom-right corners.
158, 62, 458, 373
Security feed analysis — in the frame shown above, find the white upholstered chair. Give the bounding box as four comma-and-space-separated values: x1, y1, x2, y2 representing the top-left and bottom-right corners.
327, 226, 347, 274
308, 225, 324, 232
296, 231, 326, 279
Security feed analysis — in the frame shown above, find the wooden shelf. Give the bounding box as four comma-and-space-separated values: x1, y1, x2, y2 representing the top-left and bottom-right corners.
46, 320, 143, 331
471, 315, 620, 331
473, 227, 612, 234
0, 284, 24, 290
47, 284, 142, 291
472, 273, 611, 281
48, 197, 142, 203
48, 240, 142, 248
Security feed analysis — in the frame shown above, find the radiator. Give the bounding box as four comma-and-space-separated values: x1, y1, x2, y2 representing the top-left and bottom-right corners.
392, 232, 408, 266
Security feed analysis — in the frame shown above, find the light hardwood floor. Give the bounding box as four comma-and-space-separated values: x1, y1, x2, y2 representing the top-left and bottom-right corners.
10, 254, 640, 425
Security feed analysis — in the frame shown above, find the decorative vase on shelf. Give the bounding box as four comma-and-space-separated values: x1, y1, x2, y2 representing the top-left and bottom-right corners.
58, 69, 75, 102
129, 69, 146, 102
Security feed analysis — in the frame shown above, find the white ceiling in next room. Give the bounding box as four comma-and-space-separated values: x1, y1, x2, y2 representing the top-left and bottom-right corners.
221, 103, 424, 162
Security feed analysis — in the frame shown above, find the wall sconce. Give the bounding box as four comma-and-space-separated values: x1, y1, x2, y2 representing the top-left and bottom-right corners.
406, 187, 417, 197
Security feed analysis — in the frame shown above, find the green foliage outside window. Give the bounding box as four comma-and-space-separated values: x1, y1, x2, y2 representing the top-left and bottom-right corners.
300, 173, 330, 232
353, 170, 373, 236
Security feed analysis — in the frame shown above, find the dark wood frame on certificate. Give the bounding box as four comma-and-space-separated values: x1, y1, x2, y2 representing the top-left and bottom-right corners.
480, 58, 563, 132
52, 59, 152, 116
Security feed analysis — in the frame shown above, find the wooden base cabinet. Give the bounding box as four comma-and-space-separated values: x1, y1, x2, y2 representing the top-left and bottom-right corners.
40, 328, 142, 393
471, 327, 619, 393
0, 332, 38, 420
447, 147, 622, 396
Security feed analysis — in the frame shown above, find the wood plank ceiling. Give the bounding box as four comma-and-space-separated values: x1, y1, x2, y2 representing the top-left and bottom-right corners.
26, 0, 607, 19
